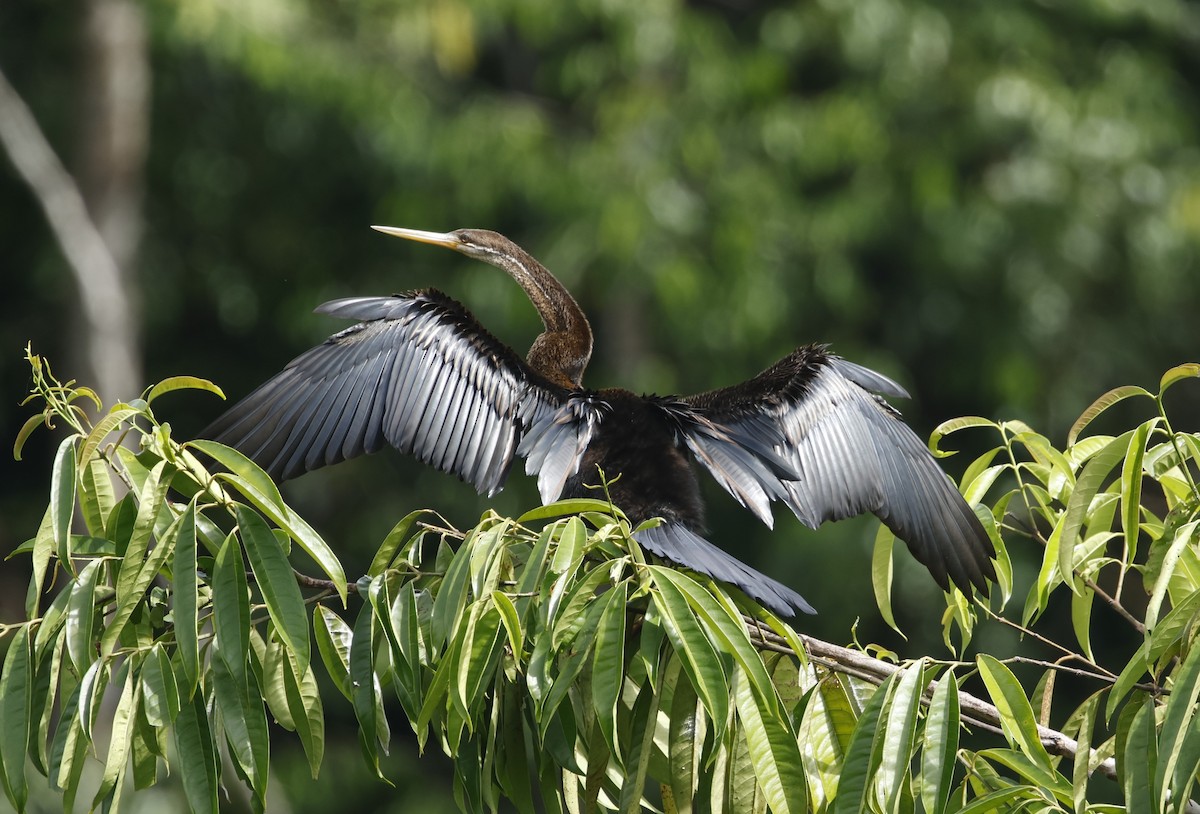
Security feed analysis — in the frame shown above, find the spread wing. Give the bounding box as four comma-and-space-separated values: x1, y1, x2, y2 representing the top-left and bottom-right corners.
202, 291, 596, 496
670, 345, 995, 595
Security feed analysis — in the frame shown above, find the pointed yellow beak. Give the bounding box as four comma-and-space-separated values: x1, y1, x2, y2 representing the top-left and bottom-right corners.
370, 225, 463, 252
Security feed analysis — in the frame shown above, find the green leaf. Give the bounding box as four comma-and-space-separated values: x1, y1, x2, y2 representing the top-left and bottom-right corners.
1159, 363, 1200, 395
193, 440, 346, 600
12, 412, 45, 461
1058, 431, 1133, 592
236, 504, 311, 674
50, 435, 78, 572
928, 416, 997, 456
213, 529, 252, 687
173, 691, 219, 814
517, 499, 621, 524
877, 660, 923, 813
92, 660, 137, 811
921, 670, 959, 814
314, 605, 354, 702
1156, 643, 1200, 811
976, 654, 1053, 769
1121, 420, 1154, 566
0, 625, 31, 812
831, 673, 893, 814
1146, 521, 1197, 632
173, 501, 200, 696
140, 642, 181, 727
732, 666, 807, 814
1123, 698, 1156, 814
491, 589, 524, 660
281, 646, 325, 779
145, 375, 225, 404
1070, 693, 1100, 813
79, 455, 116, 537
649, 566, 729, 741
211, 641, 270, 805
113, 460, 170, 612
590, 582, 628, 761
454, 602, 504, 721
667, 661, 701, 811
350, 604, 386, 779
66, 558, 103, 672
616, 679, 658, 814
368, 509, 432, 577
77, 406, 140, 471
871, 526, 903, 637
1068, 385, 1152, 445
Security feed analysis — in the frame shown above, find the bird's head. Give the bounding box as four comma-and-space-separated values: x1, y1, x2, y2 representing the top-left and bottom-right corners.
371, 226, 516, 263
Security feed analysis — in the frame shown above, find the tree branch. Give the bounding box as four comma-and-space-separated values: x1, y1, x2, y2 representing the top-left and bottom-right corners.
744, 622, 1200, 814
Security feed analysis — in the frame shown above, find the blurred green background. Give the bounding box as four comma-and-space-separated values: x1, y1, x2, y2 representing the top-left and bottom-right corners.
2, 0, 1198, 810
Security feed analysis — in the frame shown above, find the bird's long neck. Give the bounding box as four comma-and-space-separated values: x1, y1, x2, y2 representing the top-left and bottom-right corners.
488, 244, 593, 390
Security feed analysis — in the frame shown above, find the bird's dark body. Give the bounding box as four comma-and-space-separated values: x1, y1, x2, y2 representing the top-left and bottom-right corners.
204, 226, 995, 618
561, 390, 705, 530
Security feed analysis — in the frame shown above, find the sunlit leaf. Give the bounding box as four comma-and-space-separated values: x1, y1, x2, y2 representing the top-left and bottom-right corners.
0, 626, 31, 812
1158, 363, 1200, 396
236, 504, 310, 674
145, 375, 225, 404
1068, 385, 1152, 445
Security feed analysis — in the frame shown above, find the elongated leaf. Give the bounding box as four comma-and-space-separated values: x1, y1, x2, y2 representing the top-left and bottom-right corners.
174, 501, 200, 696
12, 412, 45, 461
174, 691, 219, 814
733, 666, 807, 814
92, 661, 138, 811
1121, 420, 1154, 564
617, 679, 658, 814
831, 673, 893, 814
350, 604, 385, 778
212, 641, 270, 804
282, 647, 325, 778
1146, 521, 1197, 632
649, 567, 729, 741
517, 499, 620, 524
1156, 642, 1200, 811
314, 605, 354, 702
1159, 363, 1200, 395
1071, 693, 1100, 813
78, 407, 139, 471
78, 455, 115, 537
455, 602, 504, 722
50, 436, 77, 572
114, 460, 170, 610
876, 660, 923, 813
236, 504, 310, 673
928, 416, 997, 455
1123, 698, 1156, 813
193, 440, 346, 599
0, 626, 31, 812
213, 529, 252, 687
668, 661, 702, 812
66, 558, 103, 672
871, 527, 902, 636
1069, 385, 1152, 445
1058, 431, 1132, 592
590, 582, 628, 761
368, 509, 432, 577
140, 642, 181, 727
976, 654, 1053, 768
921, 671, 959, 814
145, 375, 225, 404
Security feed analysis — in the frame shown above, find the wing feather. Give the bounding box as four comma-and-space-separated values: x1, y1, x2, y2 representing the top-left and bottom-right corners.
674, 346, 995, 595
202, 291, 584, 497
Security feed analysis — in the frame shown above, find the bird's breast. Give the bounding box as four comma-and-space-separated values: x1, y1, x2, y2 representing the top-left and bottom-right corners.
560, 391, 705, 531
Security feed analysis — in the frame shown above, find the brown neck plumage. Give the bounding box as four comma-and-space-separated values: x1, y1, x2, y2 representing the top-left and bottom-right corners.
482, 240, 593, 390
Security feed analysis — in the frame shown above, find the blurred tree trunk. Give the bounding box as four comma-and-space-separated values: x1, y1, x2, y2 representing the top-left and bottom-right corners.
72, 0, 147, 402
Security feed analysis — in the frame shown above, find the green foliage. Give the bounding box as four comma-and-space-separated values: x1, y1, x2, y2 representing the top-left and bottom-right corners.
5, 354, 1200, 812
